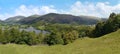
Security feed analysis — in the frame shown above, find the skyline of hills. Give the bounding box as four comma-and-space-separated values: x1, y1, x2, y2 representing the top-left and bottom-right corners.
2, 13, 107, 25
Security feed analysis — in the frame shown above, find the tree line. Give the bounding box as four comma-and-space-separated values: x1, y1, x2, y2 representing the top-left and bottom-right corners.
91, 13, 120, 37
0, 24, 92, 45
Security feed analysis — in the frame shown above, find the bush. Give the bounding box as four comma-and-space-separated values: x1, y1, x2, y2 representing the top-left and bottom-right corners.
46, 32, 64, 45
62, 30, 79, 44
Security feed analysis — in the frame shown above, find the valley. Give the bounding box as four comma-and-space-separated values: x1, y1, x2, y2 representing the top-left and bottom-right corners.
0, 0, 119, 54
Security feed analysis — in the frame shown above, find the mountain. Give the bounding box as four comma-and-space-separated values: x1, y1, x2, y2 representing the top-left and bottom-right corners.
101, 18, 108, 22
18, 13, 101, 25
18, 14, 40, 24
5, 16, 26, 24
28, 14, 41, 18
0, 20, 4, 24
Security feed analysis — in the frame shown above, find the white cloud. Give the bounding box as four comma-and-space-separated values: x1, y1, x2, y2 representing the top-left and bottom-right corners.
1, 1, 120, 20
0, 5, 58, 20
39, 5, 58, 15
15, 5, 58, 16
67, 1, 120, 18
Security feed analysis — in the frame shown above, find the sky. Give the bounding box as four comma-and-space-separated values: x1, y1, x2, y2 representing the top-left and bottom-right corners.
0, 0, 120, 20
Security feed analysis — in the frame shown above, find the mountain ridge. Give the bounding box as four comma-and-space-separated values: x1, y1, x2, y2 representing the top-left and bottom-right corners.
18, 13, 103, 25
3, 13, 107, 25
5, 16, 26, 24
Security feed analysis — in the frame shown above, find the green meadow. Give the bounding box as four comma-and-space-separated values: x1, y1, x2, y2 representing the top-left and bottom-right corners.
0, 29, 120, 54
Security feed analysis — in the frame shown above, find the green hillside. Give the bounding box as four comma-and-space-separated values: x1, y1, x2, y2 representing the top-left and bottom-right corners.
0, 29, 120, 54
5, 16, 25, 24
18, 13, 101, 25
0, 20, 5, 25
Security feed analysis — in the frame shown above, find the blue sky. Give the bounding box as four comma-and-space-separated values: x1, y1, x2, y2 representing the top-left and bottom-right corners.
0, 0, 120, 20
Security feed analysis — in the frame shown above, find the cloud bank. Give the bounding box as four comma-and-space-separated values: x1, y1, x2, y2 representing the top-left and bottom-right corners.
0, 5, 58, 20
0, 1, 120, 20
69, 1, 120, 17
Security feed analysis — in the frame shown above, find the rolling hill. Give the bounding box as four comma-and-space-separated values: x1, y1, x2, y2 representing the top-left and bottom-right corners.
18, 13, 102, 25
18, 14, 41, 24
0, 20, 3, 23
5, 16, 26, 24
0, 20, 4, 24
0, 29, 120, 54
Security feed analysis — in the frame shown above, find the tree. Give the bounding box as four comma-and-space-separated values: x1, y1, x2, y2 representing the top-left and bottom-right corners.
0, 28, 5, 44
93, 22, 105, 37
46, 32, 64, 45
28, 31, 37, 45
109, 12, 116, 19
36, 32, 45, 44
93, 13, 120, 37
18, 30, 30, 44
62, 30, 79, 44
9, 28, 20, 43
2, 28, 11, 44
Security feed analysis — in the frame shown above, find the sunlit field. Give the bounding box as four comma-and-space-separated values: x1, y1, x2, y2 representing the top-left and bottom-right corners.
0, 29, 120, 54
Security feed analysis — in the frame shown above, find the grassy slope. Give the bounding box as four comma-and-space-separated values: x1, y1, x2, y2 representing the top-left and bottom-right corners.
0, 30, 120, 54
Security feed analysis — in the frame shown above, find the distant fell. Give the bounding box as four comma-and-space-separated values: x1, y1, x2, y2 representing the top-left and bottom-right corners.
18, 13, 102, 25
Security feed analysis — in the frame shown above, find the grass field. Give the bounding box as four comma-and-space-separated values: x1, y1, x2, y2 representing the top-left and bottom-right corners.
0, 30, 120, 54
